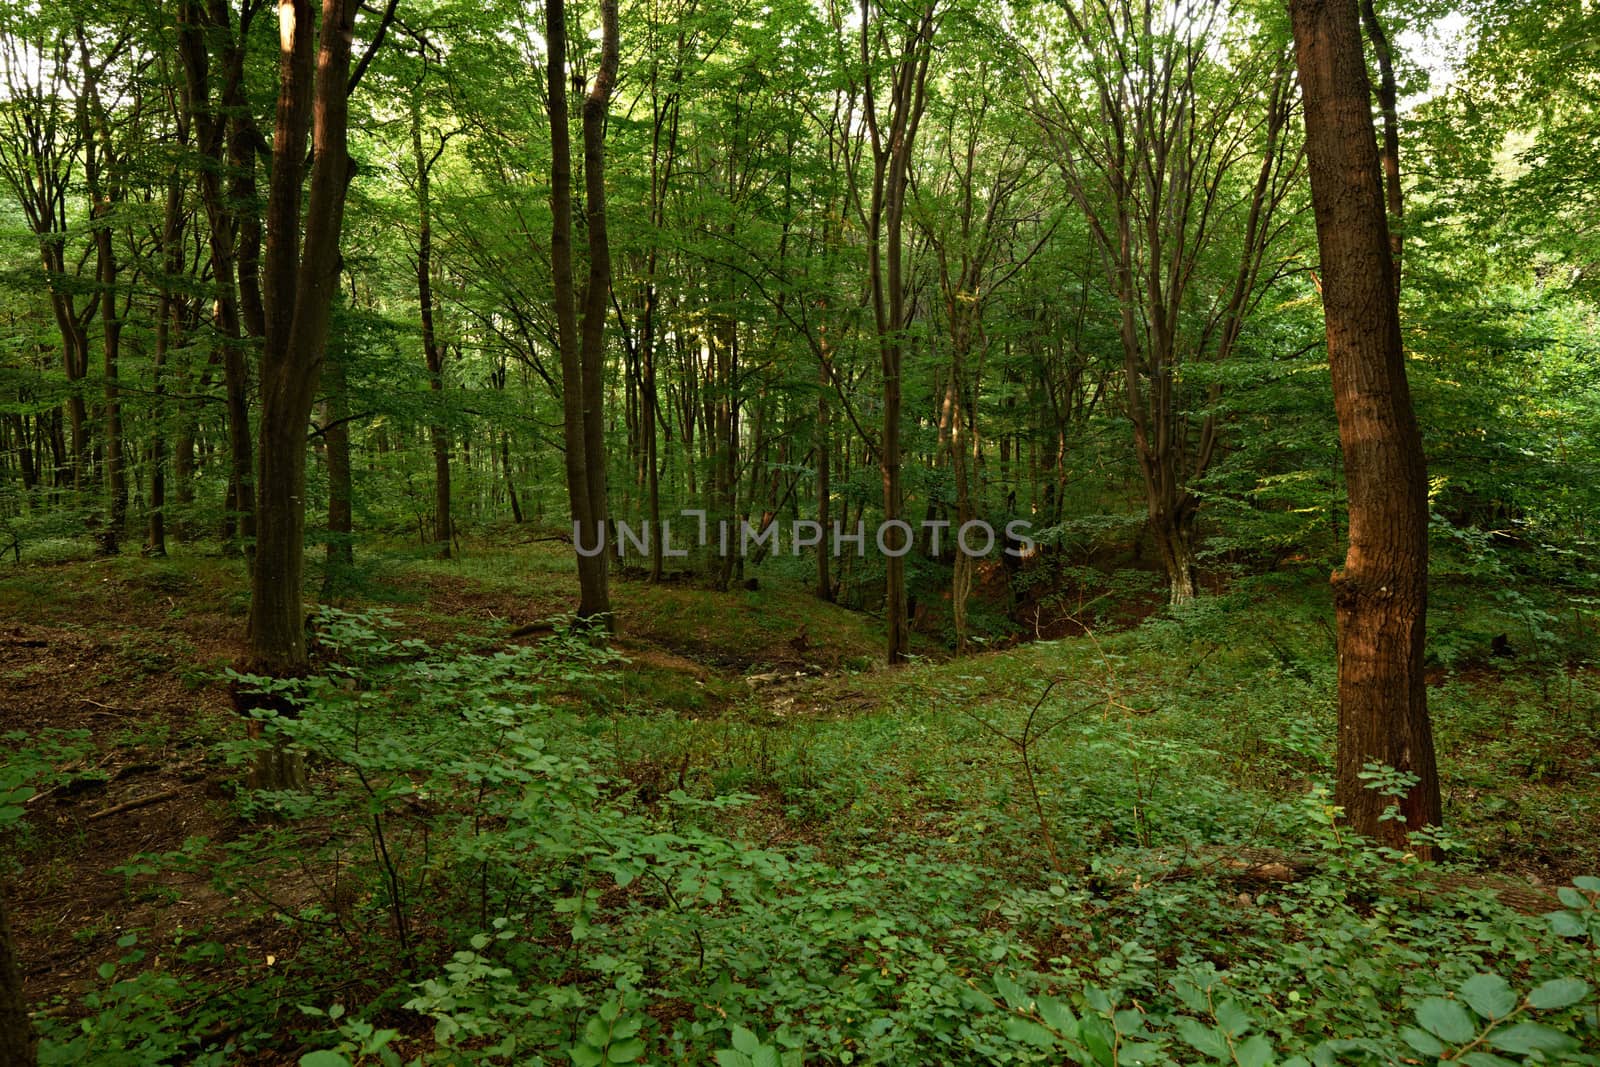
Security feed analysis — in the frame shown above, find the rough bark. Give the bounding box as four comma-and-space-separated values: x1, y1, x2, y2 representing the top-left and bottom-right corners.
244, 0, 361, 790
1289, 0, 1441, 850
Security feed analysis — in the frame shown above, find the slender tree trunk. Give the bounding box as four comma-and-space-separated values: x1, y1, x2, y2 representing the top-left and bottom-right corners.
547, 0, 617, 623
177, 0, 257, 558
816, 341, 833, 602
321, 355, 353, 594
1359, 0, 1403, 296
860, 1, 936, 664
93, 223, 125, 554
411, 91, 451, 556
147, 115, 189, 559
1290, 0, 1440, 850
501, 431, 523, 523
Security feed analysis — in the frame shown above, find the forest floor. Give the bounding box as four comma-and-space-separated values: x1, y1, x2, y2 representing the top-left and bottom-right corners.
1, 533, 1597, 1062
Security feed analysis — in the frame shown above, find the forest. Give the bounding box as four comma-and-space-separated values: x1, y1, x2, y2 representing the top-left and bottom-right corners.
0, 0, 1597, 1061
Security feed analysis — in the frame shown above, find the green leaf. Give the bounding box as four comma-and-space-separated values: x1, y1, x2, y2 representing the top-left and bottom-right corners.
1004, 1017, 1059, 1048
995, 975, 1030, 1011
1415, 997, 1476, 1043
1215, 1000, 1254, 1038
1486, 1021, 1579, 1055
1547, 910, 1587, 937
1460, 974, 1518, 1020
571, 1043, 604, 1067
1175, 1016, 1229, 1060
1557, 887, 1587, 909
1458, 1053, 1521, 1067
299, 1054, 354, 1067
1037, 994, 1079, 1036
731, 1026, 761, 1056
712, 1053, 751, 1067
1572, 876, 1600, 893
751, 1048, 781, 1067
1526, 977, 1589, 1010
1235, 1033, 1272, 1067
607, 1037, 646, 1063
1400, 1027, 1446, 1055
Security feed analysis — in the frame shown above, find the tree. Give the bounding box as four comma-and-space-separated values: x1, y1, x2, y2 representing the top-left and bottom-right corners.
175, 0, 263, 557
546, 0, 618, 624
410, 61, 454, 558
856, 0, 938, 664
1288, 0, 1440, 848
1028, 0, 1301, 605
244, 0, 387, 788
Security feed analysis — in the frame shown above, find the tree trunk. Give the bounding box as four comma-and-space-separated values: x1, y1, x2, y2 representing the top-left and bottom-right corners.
321, 355, 353, 596
501, 431, 523, 523
815, 344, 833, 602
243, 0, 361, 790
1289, 0, 1440, 850
546, 0, 617, 624
93, 221, 125, 555
860, 1, 936, 665
1151, 505, 1198, 607
147, 114, 189, 559
1359, 0, 1404, 296
177, 0, 257, 559
0, 887, 35, 1067
412, 90, 451, 557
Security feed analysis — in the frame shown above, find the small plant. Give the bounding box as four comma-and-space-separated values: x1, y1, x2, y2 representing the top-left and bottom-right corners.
1401, 972, 1591, 1063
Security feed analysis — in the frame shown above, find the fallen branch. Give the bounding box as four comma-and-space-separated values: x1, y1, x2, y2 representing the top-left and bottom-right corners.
86, 787, 183, 822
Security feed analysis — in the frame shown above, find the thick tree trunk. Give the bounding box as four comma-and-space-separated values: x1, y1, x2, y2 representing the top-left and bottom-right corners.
1290, 0, 1440, 850
1151, 507, 1198, 607
243, 0, 359, 790
0, 887, 35, 1067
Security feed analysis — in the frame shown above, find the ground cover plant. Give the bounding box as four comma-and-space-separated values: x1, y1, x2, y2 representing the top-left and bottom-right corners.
1, 0, 1599, 1062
